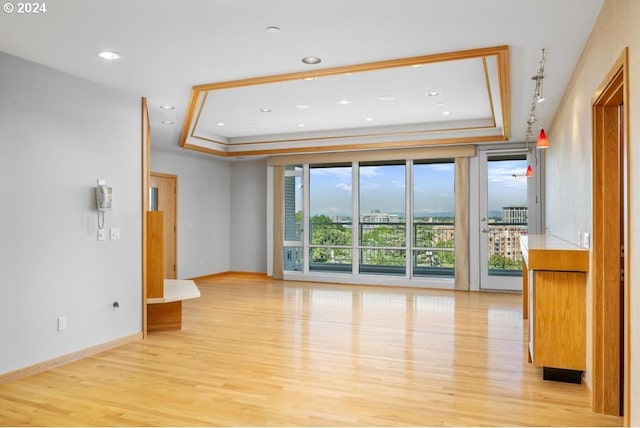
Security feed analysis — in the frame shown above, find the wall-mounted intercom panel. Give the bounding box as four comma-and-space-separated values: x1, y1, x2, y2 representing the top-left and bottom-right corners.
96, 182, 113, 212
96, 179, 112, 240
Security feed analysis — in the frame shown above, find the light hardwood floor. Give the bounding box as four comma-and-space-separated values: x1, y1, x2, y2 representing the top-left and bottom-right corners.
0, 276, 623, 426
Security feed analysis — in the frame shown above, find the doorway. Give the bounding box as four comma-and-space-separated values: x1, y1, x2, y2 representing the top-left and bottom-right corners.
592, 49, 628, 419
150, 173, 178, 279
478, 150, 536, 291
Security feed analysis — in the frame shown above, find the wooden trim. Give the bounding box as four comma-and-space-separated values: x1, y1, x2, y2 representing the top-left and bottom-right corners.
192, 124, 498, 147
141, 97, 150, 338
187, 134, 502, 158
0, 333, 142, 384
591, 48, 629, 420
268, 145, 477, 166
194, 45, 509, 92
179, 46, 510, 157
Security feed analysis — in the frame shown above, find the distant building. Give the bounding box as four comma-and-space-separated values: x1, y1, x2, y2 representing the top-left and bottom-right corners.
360, 210, 400, 223
502, 206, 528, 224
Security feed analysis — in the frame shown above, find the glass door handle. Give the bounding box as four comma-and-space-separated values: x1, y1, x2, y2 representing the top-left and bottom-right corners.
481, 228, 489, 233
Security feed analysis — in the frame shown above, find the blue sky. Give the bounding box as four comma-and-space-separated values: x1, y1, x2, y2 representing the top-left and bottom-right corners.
309, 160, 527, 217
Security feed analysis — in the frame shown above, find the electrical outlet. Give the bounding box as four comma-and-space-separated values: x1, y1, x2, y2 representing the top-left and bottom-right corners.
57, 316, 67, 331
97, 229, 105, 241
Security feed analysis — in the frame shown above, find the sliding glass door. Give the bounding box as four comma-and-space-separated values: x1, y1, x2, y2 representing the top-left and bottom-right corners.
478, 152, 530, 291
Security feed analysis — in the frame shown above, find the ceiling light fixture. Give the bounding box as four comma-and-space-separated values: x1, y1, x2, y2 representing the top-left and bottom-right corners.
266, 26, 281, 33
522, 48, 549, 177
378, 95, 396, 102
302, 56, 321, 65
217, 122, 225, 126
159, 105, 175, 110
535, 49, 549, 149
365, 117, 374, 122
337, 100, 351, 105
441, 111, 452, 116
160, 121, 174, 125
98, 51, 122, 60
296, 104, 310, 109
297, 123, 305, 127
426, 91, 440, 97
303, 77, 317, 81
260, 108, 272, 113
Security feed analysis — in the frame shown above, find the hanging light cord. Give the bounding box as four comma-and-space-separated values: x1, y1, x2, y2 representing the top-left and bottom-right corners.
525, 48, 547, 144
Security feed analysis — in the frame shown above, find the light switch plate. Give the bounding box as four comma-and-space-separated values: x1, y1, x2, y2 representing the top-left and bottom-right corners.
110, 227, 120, 240
97, 229, 105, 241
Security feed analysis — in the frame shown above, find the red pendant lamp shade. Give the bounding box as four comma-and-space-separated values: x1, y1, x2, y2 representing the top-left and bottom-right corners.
525, 165, 534, 177
536, 127, 549, 148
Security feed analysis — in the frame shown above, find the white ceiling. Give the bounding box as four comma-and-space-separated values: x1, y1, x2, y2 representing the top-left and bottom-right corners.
0, 0, 604, 157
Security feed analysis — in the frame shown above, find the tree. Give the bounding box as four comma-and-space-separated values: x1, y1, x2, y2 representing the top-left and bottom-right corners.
488, 254, 521, 270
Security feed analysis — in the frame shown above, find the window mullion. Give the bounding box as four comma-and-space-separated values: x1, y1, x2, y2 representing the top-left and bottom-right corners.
407, 159, 413, 279
352, 161, 359, 275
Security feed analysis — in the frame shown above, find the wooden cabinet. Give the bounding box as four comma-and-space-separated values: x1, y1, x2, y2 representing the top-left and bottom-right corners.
521, 235, 588, 382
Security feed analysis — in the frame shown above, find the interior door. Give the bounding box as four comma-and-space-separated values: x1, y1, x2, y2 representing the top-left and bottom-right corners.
479, 151, 531, 291
150, 173, 177, 279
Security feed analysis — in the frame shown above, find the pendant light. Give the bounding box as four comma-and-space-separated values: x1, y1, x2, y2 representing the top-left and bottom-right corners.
525, 164, 534, 177
534, 49, 549, 149
536, 127, 549, 149
522, 48, 549, 176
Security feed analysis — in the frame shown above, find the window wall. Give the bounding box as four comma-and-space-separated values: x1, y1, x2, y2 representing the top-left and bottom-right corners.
286, 158, 457, 283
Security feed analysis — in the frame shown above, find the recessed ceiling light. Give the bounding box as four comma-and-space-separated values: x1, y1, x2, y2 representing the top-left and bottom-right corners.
217, 122, 225, 126
160, 120, 174, 125
260, 108, 272, 113
378, 95, 396, 102
337, 100, 351, 105
98, 51, 122, 60
411, 64, 425, 68
159, 105, 175, 110
297, 123, 305, 127
426, 91, 440, 97
436, 102, 445, 106
303, 77, 317, 81
302, 56, 321, 65
296, 104, 311, 109
441, 111, 452, 116
365, 117, 374, 122
266, 26, 281, 33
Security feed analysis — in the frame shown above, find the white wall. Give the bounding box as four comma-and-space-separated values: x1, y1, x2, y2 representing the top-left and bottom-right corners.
230, 159, 267, 273
546, 0, 639, 421
0, 52, 142, 375
151, 148, 231, 278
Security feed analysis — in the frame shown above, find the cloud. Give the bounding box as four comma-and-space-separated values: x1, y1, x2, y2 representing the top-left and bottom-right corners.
336, 183, 352, 191
359, 166, 380, 177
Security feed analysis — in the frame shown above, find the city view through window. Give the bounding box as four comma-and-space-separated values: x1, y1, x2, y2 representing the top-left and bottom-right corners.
286, 158, 528, 278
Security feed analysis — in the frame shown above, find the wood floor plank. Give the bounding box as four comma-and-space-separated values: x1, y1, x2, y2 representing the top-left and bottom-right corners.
0, 276, 622, 426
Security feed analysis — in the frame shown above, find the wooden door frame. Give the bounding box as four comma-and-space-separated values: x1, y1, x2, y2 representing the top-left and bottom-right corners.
142, 98, 150, 338
591, 48, 629, 422
150, 172, 178, 279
